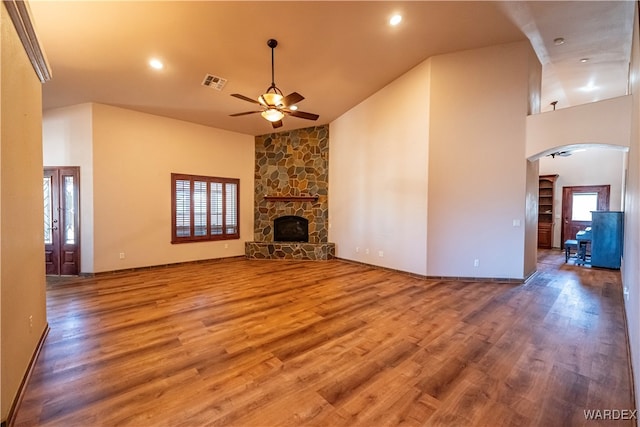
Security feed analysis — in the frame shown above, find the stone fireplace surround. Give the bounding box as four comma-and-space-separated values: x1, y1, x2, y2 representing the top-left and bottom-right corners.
245, 125, 335, 260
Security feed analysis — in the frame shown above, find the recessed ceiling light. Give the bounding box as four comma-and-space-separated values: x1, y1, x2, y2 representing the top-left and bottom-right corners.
149, 58, 164, 70
553, 37, 565, 45
389, 14, 402, 26
580, 58, 590, 63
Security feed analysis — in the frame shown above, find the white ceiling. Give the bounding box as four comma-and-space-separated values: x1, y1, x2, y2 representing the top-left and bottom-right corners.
28, 1, 635, 136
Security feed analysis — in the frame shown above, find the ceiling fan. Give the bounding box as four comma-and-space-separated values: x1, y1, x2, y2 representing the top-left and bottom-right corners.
547, 150, 572, 158
230, 39, 319, 129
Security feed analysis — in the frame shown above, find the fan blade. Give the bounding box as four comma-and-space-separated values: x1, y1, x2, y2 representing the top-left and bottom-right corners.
271, 120, 283, 129
282, 92, 304, 107
288, 110, 319, 121
230, 111, 261, 117
231, 93, 260, 104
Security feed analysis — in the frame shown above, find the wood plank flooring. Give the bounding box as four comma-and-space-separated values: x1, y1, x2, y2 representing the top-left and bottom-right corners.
12, 251, 635, 426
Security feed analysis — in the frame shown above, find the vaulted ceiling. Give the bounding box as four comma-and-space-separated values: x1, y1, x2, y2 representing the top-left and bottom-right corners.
28, 1, 635, 136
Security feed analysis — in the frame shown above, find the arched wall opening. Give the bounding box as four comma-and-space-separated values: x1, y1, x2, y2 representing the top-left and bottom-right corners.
526, 96, 632, 250
526, 95, 632, 159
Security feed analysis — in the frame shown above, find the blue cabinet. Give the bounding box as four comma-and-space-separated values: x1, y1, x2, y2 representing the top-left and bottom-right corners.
591, 211, 624, 269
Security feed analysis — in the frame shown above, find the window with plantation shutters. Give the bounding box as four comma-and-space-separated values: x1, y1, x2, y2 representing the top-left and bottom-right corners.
171, 173, 240, 243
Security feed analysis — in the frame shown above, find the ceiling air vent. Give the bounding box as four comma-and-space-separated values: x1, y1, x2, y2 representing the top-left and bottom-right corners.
201, 74, 227, 91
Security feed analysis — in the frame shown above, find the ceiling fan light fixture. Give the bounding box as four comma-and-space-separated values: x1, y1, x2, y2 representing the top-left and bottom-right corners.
261, 108, 284, 122
258, 92, 284, 107
230, 38, 319, 126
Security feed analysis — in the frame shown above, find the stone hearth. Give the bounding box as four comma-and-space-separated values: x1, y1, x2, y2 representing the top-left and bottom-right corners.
245, 241, 335, 260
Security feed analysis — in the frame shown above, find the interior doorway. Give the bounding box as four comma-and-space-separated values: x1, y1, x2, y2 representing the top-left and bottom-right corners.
44, 167, 80, 275
561, 185, 610, 244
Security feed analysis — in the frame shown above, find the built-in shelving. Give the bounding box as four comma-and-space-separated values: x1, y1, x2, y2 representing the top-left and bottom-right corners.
538, 174, 558, 249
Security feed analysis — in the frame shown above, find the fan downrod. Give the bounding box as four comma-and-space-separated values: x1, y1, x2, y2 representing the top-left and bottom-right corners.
266, 39, 279, 92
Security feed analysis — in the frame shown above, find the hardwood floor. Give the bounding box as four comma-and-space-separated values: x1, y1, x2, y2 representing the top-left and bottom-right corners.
12, 251, 635, 426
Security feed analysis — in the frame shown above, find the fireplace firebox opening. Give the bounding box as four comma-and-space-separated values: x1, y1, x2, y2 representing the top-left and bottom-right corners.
274, 215, 309, 242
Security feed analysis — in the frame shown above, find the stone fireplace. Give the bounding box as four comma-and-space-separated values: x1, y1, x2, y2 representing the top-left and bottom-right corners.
245, 125, 335, 260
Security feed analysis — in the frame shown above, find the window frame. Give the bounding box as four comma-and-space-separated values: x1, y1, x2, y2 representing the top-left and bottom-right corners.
171, 173, 240, 244
571, 192, 598, 221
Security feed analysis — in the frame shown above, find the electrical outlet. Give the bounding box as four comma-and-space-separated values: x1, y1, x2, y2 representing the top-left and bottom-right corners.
29, 315, 33, 331
378, 251, 384, 257
365, 248, 370, 255
224, 243, 229, 249
119, 252, 125, 259
356, 247, 360, 253
474, 259, 480, 267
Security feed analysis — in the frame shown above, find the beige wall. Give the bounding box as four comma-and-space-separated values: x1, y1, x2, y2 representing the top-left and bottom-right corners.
329, 59, 430, 275
427, 41, 540, 279
623, 3, 640, 411
43, 103, 255, 273
330, 41, 540, 280
0, 3, 47, 422
91, 104, 254, 272
43, 104, 94, 271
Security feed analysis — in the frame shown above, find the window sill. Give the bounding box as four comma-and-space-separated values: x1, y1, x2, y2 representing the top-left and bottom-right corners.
171, 235, 240, 244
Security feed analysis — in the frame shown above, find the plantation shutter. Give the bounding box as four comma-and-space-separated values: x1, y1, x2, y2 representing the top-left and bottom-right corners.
193, 180, 207, 236
225, 182, 238, 234
210, 182, 223, 235
175, 179, 191, 237
171, 174, 239, 243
